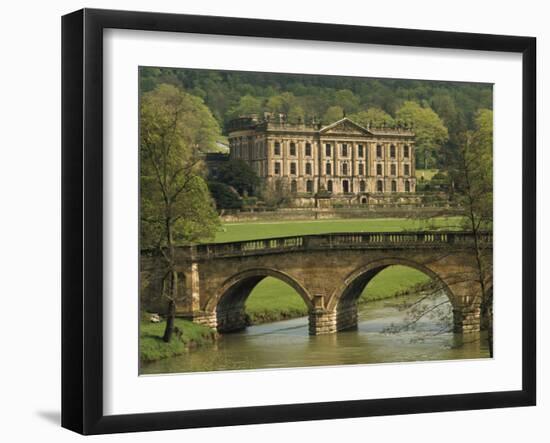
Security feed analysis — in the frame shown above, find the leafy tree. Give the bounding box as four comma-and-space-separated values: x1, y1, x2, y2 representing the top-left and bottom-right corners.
322, 105, 344, 124
228, 94, 263, 118
208, 182, 243, 209
396, 101, 449, 169
140, 84, 221, 342
261, 179, 291, 208
216, 159, 260, 196
334, 89, 360, 114
349, 108, 395, 127
287, 105, 305, 124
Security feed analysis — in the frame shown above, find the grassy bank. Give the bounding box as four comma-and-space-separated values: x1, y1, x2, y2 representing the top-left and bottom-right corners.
214, 216, 462, 243
245, 265, 431, 325
140, 319, 217, 363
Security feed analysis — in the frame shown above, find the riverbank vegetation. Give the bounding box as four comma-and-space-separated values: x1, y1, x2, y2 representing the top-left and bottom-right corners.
140, 318, 217, 363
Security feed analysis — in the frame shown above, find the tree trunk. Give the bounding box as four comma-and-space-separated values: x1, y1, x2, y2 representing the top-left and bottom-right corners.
163, 297, 176, 343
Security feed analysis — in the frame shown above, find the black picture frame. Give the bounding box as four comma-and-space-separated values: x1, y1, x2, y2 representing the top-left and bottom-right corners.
61, 8, 536, 435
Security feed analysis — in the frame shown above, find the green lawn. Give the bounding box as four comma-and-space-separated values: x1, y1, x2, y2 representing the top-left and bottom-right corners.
245, 266, 431, 324
416, 168, 439, 181
140, 319, 217, 363
214, 216, 462, 243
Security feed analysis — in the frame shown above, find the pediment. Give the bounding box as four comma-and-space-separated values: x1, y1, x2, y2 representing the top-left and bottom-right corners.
319, 118, 371, 136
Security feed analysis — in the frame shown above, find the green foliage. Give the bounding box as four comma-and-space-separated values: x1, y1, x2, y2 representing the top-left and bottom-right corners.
208, 181, 243, 210
322, 105, 344, 123
349, 108, 395, 127
140, 319, 216, 362
216, 159, 260, 196
228, 94, 263, 118
396, 101, 449, 169
451, 109, 493, 229
140, 84, 221, 249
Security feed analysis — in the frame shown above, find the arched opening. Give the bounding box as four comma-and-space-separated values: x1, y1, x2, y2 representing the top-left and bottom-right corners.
290, 179, 297, 193
361, 196, 367, 204
210, 269, 312, 333
342, 179, 349, 193
359, 180, 366, 192
329, 260, 456, 334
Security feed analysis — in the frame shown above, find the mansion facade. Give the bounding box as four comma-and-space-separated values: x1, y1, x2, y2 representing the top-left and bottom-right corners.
227, 115, 416, 203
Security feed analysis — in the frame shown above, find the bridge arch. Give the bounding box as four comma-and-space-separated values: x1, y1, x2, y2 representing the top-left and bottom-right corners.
205, 268, 313, 333
327, 257, 457, 332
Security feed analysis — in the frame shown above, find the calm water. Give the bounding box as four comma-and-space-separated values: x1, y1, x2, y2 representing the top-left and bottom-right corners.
141, 294, 490, 375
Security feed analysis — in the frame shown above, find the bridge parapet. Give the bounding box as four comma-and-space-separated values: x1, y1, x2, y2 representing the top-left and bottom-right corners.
171, 231, 492, 260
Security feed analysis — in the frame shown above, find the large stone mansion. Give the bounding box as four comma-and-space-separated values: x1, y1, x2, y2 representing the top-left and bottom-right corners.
225, 114, 416, 205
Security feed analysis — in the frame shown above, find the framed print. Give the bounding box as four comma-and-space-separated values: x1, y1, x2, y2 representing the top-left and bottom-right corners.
61, 8, 536, 435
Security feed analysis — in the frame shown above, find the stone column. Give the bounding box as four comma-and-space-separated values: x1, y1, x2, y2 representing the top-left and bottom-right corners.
309, 309, 337, 335
453, 303, 481, 333
308, 294, 337, 335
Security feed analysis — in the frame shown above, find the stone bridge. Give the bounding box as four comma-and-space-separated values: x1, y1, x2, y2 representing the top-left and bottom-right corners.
140, 231, 492, 335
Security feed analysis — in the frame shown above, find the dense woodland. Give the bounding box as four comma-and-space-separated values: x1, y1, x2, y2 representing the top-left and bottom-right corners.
140, 66, 492, 169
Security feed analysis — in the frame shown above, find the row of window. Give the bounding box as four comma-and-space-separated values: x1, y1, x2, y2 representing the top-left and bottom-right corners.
272, 142, 410, 159
273, 161, 410, 176
288, 179, 412, 193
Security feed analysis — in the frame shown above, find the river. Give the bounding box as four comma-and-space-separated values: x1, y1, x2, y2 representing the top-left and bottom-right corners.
141, 293, 490, 375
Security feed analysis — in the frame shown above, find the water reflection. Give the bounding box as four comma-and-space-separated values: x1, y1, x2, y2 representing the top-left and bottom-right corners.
141, 294, 489, 375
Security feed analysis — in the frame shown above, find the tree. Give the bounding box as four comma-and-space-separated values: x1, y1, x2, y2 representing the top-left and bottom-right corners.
261, 179, 291, 208
322, 105, 344, 124
349, 108, 395, 127
386, 109, 493, 356
140, 84, 221, 342
451, 109, 493, 355
287, 105, 305, 124
208, 182, 243, 209
396, 101, 449, 169
228, 94, 263, 118
216, 159, 260, 196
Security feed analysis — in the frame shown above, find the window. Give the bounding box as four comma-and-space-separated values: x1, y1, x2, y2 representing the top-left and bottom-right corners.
290, 142, 296, 156
305, 162, 312, 175
326, 162, 332, 175
376, 144, 382, 158
377, 180, 383, 192
342, 180, 349, 193
274, 142, 281, 156
290, 162, 297, 175
341, 144, 348, 157
391, 164, 396, 176
376, 164, 382, 175
360, 180, 366, 192
342, 163, 348, 175
404, 145, 410, 158
391, 180, 397, 192
404, 164, 410, 176
358, 163, 364, 175
327, 180, 333, 192
305, 143, 312, 157
358, 144, 364, 157
390, 144, 396, 158
274, 162, 281, 175
291, 180, 297, 193
405, 180, 410, 192
325, 144, 332, 156
306, 180, 313, 193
